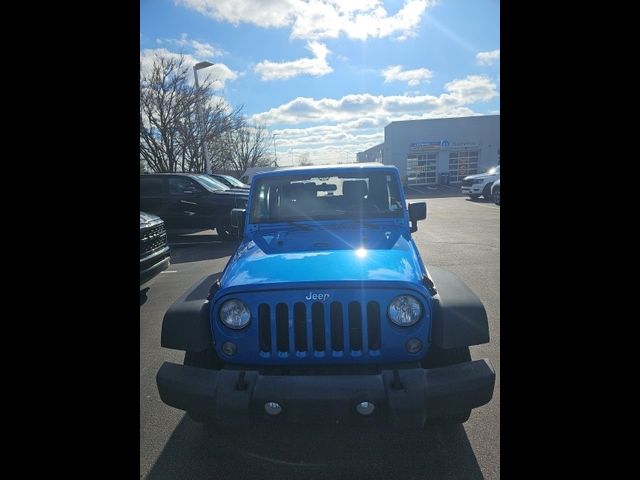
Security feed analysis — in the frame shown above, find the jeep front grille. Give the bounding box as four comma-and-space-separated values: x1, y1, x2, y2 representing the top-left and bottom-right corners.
257, 301, 382, 357
461, 178, 475, 187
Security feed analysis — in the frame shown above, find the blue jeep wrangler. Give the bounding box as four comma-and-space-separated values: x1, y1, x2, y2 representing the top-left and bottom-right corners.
156, 164, 495, 428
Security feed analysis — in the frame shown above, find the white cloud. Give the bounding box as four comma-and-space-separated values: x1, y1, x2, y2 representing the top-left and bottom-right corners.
476, 49, 500, 66
156, 33, 226, 58
251, 75, 498, 165
251, 75, 497, 125
254, 41, 333, 81
175, 0, 433, 41
274, 123, 383, 146
140, 48, 238, 89
443, 75, 497, 103
382, 65, 433, 86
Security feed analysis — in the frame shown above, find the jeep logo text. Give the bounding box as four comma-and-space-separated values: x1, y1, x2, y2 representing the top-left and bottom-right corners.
305, 292, 330, 301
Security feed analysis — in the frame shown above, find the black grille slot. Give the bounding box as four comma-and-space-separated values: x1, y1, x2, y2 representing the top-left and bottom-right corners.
140, 223, 167, 258
330, 302, 344, 351
367, 302, 381, 350
256, 298, 383, 357
461, 178, 474, 187
258, 304, 271, 352
312, 302, 325, 351
294, 302, 307, 352
276, 303, 289, 352
348, 302, 362, 351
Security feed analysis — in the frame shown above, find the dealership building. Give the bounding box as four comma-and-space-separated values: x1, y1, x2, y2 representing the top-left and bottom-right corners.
357, 115, 500, 186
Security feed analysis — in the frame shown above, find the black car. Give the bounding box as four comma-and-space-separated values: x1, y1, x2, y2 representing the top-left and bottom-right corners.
140, 211, 170, 283
140, 173, 249, 240
208, 173, 250, 190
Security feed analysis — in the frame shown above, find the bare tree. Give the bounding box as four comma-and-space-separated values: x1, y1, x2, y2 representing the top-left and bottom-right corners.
175, 94, 242, 173
140, 52, 242, 173
220, 120, 276, 177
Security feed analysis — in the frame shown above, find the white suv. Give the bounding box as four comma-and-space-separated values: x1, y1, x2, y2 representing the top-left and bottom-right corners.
491, 179, 500, 205
461, 166, 500, 200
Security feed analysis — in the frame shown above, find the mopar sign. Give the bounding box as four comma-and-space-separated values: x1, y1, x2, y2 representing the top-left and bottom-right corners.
410, 141, 441, 151
410, 140, 478, 152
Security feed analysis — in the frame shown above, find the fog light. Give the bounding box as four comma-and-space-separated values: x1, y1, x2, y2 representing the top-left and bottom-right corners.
356, 401, 375, 416
406, 338, 422, 353
265, 401, 282, 416
221, 342, 237, 356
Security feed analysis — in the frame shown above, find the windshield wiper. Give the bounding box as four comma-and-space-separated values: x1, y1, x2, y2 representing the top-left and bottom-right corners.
328, 221, 380, 230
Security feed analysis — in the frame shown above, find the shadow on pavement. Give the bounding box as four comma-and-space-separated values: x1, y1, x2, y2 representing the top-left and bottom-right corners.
140, 287, 150, 307
166, 230, 239, 265
146, 417, 484, 480
465, 196, 494, 203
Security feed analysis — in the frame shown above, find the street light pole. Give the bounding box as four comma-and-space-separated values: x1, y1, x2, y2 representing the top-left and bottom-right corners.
272, 133, 279, 166
193, 61, 214, 174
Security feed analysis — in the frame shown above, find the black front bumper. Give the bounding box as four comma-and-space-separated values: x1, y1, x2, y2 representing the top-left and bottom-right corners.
156, 359, 495, 429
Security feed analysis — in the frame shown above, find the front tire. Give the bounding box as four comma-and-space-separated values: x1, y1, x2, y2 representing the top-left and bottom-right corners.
482, 182, 493, 199
422, 345, 471, 368
184, 349, 223, 370
493, 187, 500, 205
215, 214, 234, 241
422, 346, 472, 425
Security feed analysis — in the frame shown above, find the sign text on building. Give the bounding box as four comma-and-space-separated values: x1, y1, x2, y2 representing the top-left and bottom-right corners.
409, 139, 479, 152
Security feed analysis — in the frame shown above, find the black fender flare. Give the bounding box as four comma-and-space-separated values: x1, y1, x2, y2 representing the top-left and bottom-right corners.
160, 273, 221, 352
428, 266, 490, 349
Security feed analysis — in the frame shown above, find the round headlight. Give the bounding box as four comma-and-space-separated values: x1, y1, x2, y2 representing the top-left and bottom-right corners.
219, 299, 251, 329
387, 295, 422, 326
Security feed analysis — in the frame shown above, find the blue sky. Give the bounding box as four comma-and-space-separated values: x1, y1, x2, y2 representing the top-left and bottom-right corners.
140, 0, 499, 165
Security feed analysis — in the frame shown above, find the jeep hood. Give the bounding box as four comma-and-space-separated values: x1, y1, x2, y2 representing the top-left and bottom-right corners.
220, 228, 425, 287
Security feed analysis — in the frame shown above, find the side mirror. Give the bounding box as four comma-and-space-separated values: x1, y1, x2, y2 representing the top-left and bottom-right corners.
408, 202, 427, 233
230, 208, 246, 238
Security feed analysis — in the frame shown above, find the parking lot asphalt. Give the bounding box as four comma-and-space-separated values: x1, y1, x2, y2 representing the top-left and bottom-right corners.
140, 195, 500, 479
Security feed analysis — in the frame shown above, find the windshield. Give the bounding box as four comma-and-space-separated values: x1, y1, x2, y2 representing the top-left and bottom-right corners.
195, 174, 229, 191
220, 175, 245, 187
250, 171, 404, 224
487, 166, 500, 175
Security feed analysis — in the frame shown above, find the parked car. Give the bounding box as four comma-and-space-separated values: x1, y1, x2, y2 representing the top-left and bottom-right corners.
157, 164, 495, 429
491, 178, 500, 205
209, 173, 250, 190
461, 165, 500, 199
140, 211, 170, 283
140, 173, 249, 240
